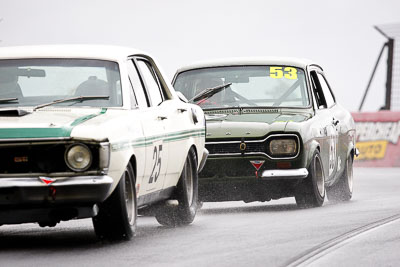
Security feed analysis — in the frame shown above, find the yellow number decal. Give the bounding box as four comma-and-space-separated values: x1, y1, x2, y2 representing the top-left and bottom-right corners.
270, 67, 283, 79
284, 67, 298, 80
270, 66, 298, 79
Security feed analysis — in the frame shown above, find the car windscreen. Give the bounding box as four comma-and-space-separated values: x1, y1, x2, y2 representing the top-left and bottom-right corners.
0, 58, 122, 108
173, 66, 310, 109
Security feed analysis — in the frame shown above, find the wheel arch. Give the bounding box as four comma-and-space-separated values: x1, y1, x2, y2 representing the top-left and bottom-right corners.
185, 135, 202, 170
190, 144, 198, 165
128, 154, 137, 183
306, 140, 321, 168
349, 146, 356, 161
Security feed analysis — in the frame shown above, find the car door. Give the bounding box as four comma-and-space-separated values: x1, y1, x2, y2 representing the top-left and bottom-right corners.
315, 71, 348, 180
131, 57, 169, 193
136, 58, 191, 190
162, 98, 196, 189
309, 69, 339, 182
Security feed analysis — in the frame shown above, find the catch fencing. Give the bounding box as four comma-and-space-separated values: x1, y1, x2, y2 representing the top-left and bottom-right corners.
378, 23, 400, 110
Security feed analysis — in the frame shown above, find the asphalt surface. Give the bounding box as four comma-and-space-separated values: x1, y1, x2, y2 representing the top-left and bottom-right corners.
0, 168, 399, 267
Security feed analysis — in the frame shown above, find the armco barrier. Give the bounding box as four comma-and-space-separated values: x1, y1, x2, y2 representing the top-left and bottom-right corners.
352, 111, 400, 167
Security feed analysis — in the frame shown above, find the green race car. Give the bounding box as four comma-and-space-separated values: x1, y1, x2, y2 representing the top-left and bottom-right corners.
173, 58, 357, 208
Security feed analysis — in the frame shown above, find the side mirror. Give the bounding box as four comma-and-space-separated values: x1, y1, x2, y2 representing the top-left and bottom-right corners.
176, 91, 188, 103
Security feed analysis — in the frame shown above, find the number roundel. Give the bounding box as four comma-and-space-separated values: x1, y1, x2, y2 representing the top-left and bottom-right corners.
149, 144, 162, 184
269, 66, 298, 80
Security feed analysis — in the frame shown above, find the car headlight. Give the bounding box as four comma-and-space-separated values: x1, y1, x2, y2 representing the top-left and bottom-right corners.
268, 138, 297, 157
65, 144, 92, 171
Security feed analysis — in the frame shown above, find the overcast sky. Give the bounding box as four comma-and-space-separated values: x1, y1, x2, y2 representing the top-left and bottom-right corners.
1, 0, 399, 111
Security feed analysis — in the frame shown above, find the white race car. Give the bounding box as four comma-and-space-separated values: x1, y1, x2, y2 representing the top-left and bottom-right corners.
0, 45, 207, 240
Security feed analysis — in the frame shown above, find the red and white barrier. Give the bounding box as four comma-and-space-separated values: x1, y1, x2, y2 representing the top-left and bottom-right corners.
352, 111, 400, 167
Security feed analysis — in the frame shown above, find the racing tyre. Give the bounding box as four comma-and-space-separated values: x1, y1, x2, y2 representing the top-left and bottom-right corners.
93, 162, 137, 241
295, 150, 325, 208
327, 155, 353, 202
155, 148, 198, 227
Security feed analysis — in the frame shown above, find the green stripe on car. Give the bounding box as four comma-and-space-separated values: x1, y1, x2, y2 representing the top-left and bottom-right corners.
70, 108, 107, 126
0, 109, 107, 139
111, 128, 205, 151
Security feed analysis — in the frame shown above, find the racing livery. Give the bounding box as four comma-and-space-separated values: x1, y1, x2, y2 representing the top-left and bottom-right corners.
173, 58, 356, 207
0, 45, 207, 240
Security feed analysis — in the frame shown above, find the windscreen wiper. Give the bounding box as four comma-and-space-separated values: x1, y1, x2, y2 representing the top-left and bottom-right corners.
189, 83, 232, 103
33, 95, 109, 111
0, 97, 19, 103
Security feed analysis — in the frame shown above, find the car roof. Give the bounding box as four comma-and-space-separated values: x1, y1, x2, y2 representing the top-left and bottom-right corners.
176, 57, 321, 73
0, 45, 148, 61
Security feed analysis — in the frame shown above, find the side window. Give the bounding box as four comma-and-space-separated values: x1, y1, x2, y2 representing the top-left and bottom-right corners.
127, 60, 149, 108
310, 71, 327, 109
309, 76, 319, 108
136, 60, 163, 106
317, 73, 335, 108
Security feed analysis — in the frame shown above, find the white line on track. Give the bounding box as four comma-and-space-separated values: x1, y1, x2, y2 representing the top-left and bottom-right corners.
285, 213, 400, 267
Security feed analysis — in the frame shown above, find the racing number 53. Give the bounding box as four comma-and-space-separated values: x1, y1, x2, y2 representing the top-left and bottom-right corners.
270, 66, 298, 80
149, 144, 162, 183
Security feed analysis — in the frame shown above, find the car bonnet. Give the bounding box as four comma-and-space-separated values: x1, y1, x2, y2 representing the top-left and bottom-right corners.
0, 107, 107, 140
205, 110, 311, 139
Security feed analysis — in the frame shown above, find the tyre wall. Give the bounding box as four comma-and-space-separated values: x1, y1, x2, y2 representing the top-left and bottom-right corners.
352, 111, 400, 167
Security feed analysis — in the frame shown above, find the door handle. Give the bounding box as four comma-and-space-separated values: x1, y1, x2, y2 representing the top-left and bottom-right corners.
178, 108, 187, 113
158, 116, 168, 120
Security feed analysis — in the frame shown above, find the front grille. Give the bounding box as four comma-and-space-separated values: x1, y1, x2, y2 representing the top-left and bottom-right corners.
0, 142, 100, 175
206, 133, 301, 159
206, 141, 266, 155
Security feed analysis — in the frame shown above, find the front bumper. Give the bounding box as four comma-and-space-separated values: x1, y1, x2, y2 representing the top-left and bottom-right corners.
261, 168, 308, 179
0, 175, 113, 205
198, 156, 308, 202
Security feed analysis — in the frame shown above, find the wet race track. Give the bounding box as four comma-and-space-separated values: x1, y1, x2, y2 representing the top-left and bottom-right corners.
1, 168, 400, 267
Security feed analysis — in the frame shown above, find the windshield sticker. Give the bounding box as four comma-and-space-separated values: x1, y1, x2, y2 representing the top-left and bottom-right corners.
269, 67, 298, 80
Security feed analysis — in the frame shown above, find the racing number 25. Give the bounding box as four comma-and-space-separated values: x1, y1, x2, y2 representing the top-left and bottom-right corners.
270, 67, 297, 80
149, 144, 162, 184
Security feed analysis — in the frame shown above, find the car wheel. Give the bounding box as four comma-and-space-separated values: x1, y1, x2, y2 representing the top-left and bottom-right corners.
326, 155, 353, 202
93, 162, 137, 240
155, 148, 198, 226
295, 150, 325, 208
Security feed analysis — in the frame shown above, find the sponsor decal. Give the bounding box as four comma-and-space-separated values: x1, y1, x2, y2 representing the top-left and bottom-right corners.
250, 160, 265, 178
39, 176, 56, 185
250, 160, 265, 170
